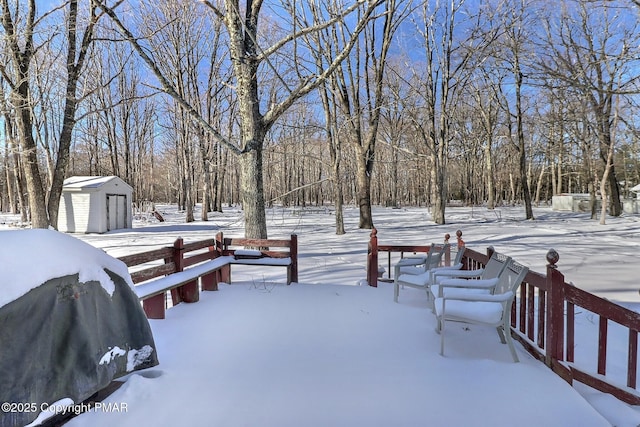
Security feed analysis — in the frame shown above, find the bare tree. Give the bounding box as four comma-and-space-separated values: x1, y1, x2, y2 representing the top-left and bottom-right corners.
489, 0, 536, 219
0, 85, 26, 219
318, 70, 346, 234
464, 62, 505, 209
538, 0, 640, 217
329, 0, 406, 229
96, 0, 383, 238
309, 0, 407, 231
47, 1, 101, 229
0, 0, 101, 228
0, 0, 49, 227
410, 0, 492, 224
378, 61, 414, 208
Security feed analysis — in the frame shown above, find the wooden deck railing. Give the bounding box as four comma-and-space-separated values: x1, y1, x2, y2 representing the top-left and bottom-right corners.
367, 228, 640, 405
215, 231, 298, 284
118, 234, 298, 319
507, 246, 640, 405
367, 228, 464, 286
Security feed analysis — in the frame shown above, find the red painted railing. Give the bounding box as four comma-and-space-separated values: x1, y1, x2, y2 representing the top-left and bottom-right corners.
367, 230, 640, 405
118, 234, 298, 318
510, 247, 640, 405
367, 228, 464, 286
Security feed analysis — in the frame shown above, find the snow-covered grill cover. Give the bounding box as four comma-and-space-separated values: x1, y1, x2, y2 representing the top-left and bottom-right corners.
0, 230, 158, 427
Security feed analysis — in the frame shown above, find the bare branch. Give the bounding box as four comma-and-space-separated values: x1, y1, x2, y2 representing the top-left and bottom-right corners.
95, 0, 241, 156
263, 0, 384, 127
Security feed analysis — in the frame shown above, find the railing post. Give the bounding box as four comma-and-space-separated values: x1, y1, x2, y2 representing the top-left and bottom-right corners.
367, 228, 378, 287
216, 231, 231, 283
456, 229, 465, 248
173, 237, 185, 271
545, 249, 571, 383
486, 245, 495, 259
201, 241, 219, 291
170, 238, 184, 304
289, 234, 298, 284
444, 233, 451, 266
215, 232, 224, 256
173, 237, 200, 304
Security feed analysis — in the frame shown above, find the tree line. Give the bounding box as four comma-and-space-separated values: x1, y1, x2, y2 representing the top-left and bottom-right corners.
1, 0, 640, 236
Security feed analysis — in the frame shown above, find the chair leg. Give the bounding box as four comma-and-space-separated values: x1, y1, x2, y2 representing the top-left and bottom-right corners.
393, 281, 399, 302
440, 317, 445, 356
503, 325, 519, 362
496, 327, 507, 344
434, 303, 442, 334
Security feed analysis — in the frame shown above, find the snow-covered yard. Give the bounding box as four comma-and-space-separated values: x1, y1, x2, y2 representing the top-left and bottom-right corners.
68, 282, 613, 427
3, 205, 640, 426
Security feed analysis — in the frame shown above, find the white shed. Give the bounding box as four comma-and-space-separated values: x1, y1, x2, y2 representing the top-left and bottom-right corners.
551, 193, 601, 212
58, 176, 133, 233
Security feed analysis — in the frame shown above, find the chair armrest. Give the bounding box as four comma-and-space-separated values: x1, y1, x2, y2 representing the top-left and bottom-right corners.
444, 291, 513, 303
434, 277, 499, 298
438, 277, 499, 289
433, 268, 484, 281
396, 256, 427, 267
429, 264, 463, 277
431, 263, 463, 272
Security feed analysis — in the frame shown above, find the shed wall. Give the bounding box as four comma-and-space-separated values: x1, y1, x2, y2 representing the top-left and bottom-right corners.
58, 177, 132, 233
59, 192, 92, 233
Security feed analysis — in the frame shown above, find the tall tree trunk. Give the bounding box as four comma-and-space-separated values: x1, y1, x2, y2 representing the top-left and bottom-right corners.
15, 87, 48, 228
239, 148, 267, 239
431, 141, 446, 224
515, 62, 534, 219
333, 160, 345, 235
485, 137, 495, 209
534, 163, 545, 206
319, 78, 345, 234
2, 0, 48, 227
355, 148, 374, 229
599, 136, 616, 225
3, 115, 19, 215
199, 132, 213, 221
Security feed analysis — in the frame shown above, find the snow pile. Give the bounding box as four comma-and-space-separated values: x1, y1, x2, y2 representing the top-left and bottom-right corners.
0, 229, 133, 308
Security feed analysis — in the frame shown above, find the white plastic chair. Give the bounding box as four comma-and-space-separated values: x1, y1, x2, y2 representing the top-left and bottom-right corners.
429, 251, 511, 302
393, 246, 464, 303
393, 243, 436, 278
393, 243, 450, 278
433, 259, 529, 362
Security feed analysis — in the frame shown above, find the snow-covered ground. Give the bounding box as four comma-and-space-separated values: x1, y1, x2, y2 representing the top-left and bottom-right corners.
2, 204, 640, 426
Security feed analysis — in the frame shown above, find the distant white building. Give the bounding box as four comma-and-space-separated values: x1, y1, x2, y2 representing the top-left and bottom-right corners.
551, 194, 598, 212
552, 191, 639, 214
58, 176, 133, 233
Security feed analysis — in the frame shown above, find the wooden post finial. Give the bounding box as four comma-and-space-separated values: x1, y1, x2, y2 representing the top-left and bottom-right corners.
371, 227, 378, 238
456, 230, 464, 248
546, 249, 559, 268
444, 233, 450, 243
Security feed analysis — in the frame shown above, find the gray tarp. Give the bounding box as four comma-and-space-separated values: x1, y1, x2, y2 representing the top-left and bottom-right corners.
0, 269, 158, 427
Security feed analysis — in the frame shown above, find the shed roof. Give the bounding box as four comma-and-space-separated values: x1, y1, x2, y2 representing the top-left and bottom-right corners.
63, 176, 132, 191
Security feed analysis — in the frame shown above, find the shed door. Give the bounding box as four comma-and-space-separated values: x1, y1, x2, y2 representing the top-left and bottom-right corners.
107, 194, 127, 231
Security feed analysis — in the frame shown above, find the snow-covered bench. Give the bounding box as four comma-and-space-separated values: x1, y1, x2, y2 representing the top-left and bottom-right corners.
214, 232, 298, 286
118, 234, 298, 319
133, 256, 234, 319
